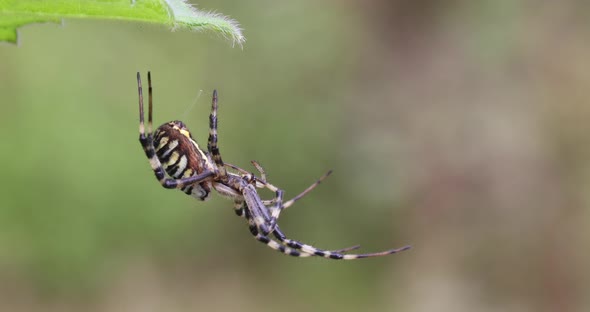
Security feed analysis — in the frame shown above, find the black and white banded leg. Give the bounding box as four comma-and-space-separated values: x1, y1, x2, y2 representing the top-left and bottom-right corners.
234, 202, 360, 257
271, 227, 410, 260
207, 89, 228, 181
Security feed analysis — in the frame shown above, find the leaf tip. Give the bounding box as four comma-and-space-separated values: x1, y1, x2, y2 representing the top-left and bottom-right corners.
165, 0, 246, 47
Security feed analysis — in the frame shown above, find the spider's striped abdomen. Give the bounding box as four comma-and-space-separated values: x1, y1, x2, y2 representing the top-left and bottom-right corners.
153, 121, 213, 200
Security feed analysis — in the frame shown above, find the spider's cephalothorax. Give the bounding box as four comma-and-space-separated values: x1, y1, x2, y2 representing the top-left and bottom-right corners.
137, 72, 411, 260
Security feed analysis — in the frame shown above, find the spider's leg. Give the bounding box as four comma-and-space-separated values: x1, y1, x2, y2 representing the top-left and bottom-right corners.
138, 72, 149, 140
240, 178, 289, 236
230, 159, 283, 227
233, 200, 310, 256
235, 201, 360, 253
224, 163, 247, 175
228, 163, 330, 232
233, 201, 246, 218
262, 170, 332, 223
241, 205, 318, 257
137, 72, 215, 189
147, 71, 153, 135
234, 173, 360, 254
230, 163, 331, 229
248, 219, 314, 257
247, 219, 366, 257
224, 162, 267, 188
207, 90, 228, 181
240, 182, 273, 236
265, 185, 283, 232
250, 160, 267, 183
281, 170, 332, 209
248, 161, 285, 226
272, 227, 411, 260
225, 161, 329, 215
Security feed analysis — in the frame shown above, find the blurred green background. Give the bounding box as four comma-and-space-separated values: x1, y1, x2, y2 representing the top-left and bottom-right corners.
1, 1, 589, 311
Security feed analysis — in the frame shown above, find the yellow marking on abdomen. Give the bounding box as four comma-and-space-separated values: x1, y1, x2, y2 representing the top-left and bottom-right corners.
172, 155, 188, 178
183, 168, 194, 178
161, 140, 179, 159
155, 136, 169, 152
165, 152, 180, 167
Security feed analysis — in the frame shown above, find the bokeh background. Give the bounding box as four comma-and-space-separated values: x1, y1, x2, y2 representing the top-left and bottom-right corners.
1, 1, 589, 311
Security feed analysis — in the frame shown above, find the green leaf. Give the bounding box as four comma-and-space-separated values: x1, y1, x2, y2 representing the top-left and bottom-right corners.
0, 0, 245, 45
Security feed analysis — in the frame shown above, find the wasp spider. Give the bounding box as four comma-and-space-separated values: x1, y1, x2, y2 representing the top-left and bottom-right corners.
137, 72, 411, 259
